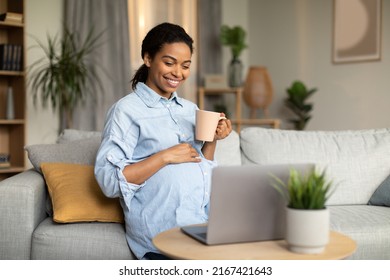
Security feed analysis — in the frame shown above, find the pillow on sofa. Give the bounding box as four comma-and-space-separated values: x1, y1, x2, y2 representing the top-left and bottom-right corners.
215, 130, 241, 166
40, 162, 124, 223
25, 136, 101, 173
240, 127, 390, 205
368, 174, 390, 207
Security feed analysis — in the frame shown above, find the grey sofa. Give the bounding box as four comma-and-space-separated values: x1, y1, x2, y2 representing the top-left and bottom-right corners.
1, 127, 390, 260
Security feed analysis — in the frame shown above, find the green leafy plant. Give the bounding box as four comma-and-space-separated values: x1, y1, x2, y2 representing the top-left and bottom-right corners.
285, 80, 317, 130
219, 25, 248, 60
271, 168, 333, 210
28, 26, 105, 130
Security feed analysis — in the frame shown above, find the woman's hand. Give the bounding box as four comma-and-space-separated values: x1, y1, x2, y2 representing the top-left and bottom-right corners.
161, 143, 201, 164
215, 113, 233, 141
123, 143, 200, 185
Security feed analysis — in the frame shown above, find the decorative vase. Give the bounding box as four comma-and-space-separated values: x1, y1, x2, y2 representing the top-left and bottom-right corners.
6, 87, 14, 120
285, 207, 330, 254
243, 66, 273, 118
228, 58, 243, 88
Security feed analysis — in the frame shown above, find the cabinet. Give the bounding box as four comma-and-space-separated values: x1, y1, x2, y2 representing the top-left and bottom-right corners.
198, 87, 281, 132
0, 0, 25, 180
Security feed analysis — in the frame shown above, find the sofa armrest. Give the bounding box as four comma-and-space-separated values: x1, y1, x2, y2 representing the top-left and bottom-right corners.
0, 169, 47, 259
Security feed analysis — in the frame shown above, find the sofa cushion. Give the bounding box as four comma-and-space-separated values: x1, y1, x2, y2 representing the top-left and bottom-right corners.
240, 127, 390, 205
25, 130, 102, 218
40, 162, 124, 223
329, 205, 390, 259
368, 174, 390, 207
32, 218, 134, 260
25, 136, 101, 173
214, 129, 241, 166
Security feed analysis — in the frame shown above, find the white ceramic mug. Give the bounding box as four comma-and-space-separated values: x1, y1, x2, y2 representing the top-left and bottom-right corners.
195, 110, 225, 142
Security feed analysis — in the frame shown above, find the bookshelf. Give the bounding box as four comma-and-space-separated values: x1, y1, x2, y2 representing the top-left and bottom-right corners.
0, 0, 25, 180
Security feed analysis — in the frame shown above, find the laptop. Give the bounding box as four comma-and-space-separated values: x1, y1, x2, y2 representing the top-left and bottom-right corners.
181, 163, 315, 245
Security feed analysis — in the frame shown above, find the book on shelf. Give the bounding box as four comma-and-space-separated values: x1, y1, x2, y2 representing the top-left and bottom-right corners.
0, 12, 23, 23
0, 153, 10, 169
0, 44, 23, 71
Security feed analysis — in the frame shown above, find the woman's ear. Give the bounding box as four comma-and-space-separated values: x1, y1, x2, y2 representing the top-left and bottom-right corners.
143, 53, 152, 67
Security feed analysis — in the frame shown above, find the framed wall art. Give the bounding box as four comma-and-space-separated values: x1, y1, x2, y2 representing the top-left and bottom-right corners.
333, 0, 382, 63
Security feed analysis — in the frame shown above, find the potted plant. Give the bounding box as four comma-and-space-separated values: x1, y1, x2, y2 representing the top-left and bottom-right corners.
271, 167, 334, 254
219, 25, 248, 87
28, 26, 104, 131
285, 80, 317, 130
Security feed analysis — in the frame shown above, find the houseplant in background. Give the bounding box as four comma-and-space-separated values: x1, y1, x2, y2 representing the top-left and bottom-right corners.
271, 167, 334, 254
28, 26, 105, 132
219, 25, 248, 87
285, 80, 317, 130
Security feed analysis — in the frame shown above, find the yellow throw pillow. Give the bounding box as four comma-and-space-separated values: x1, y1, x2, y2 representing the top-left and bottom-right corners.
40, 162, 124, 223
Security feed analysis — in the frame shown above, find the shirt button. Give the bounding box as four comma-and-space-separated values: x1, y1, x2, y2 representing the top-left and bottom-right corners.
182, 134, 186, 137
204, 172, 208, 176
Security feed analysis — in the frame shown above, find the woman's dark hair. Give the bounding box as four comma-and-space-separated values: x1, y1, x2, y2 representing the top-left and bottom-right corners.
131, 22, 194, 90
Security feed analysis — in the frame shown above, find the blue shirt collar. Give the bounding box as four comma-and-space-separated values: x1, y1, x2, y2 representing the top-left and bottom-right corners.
135, 82, 183, 108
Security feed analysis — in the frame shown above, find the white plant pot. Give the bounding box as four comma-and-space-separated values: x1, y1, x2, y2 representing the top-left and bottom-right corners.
286, 207, 330, 254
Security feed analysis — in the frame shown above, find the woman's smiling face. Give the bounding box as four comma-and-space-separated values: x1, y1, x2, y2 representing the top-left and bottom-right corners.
144, 42, 192, 98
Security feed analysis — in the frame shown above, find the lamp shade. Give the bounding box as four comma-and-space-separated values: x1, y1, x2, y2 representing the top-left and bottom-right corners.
243, 66, 273, 118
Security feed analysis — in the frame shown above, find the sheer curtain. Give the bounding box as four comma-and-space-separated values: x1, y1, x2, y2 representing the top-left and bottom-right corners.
128, 0, 198, 102
64, 0, 131, 131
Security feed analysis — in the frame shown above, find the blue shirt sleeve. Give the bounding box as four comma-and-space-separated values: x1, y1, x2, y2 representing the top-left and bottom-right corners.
94, 101, 145, 201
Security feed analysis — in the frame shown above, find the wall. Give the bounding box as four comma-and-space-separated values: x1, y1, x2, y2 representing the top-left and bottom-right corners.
248, 0, 390, 130
220, 0, 250, 119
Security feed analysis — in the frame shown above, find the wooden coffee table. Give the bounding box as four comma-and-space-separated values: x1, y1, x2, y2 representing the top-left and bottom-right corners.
153, 227, 357, 260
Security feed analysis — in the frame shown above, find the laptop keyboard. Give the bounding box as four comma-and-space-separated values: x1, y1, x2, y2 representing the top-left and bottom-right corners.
195, 232, 207, 240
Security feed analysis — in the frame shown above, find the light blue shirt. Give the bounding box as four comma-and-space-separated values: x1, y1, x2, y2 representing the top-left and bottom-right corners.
94, 83, 216, 259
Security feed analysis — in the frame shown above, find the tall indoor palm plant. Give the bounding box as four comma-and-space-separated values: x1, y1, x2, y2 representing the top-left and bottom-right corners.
28, 26, 104, 130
